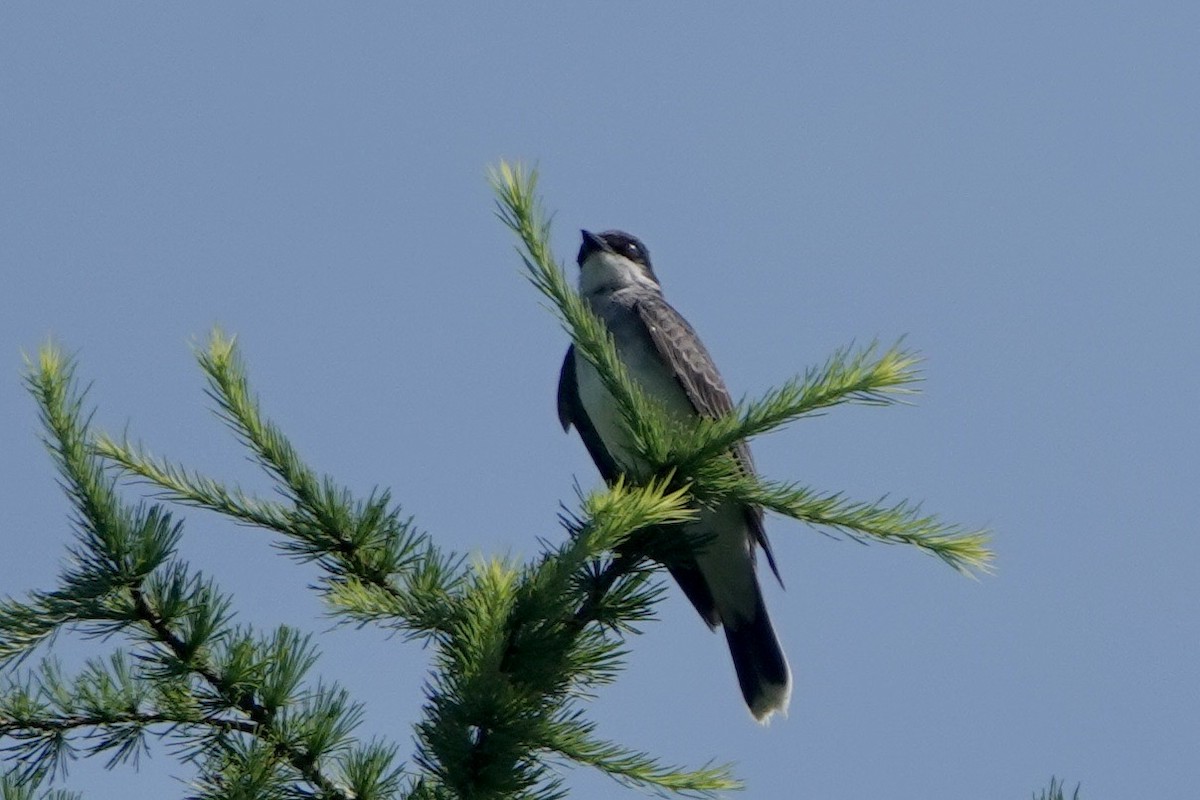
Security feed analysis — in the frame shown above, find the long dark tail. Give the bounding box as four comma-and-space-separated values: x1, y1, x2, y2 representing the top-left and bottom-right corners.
723, 586, 791, 722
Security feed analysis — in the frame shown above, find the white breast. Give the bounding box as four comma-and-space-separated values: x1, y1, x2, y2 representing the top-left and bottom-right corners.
574, 326, 695, 473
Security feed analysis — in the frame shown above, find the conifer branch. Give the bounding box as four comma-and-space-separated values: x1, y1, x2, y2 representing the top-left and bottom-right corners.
0, 770, 82, 800
88, 440, 297, 534
413, 477, 732, 798
1035, 776, 1082, 800
674, 340, 922, 469
546, 714, 738, 796
2, 348, 397, 800
94, 332, 465, 643
740, 479, 993, 573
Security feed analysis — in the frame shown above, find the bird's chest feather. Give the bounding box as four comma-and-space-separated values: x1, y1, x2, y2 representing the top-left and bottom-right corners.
575, 298, 695, 470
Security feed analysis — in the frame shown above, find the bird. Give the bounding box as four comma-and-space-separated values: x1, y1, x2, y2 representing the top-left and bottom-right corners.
557, 229, 791, 722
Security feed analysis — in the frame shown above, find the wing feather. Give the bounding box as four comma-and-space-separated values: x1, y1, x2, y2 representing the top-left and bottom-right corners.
633, 297, 782, 584
558, 346, 620, 483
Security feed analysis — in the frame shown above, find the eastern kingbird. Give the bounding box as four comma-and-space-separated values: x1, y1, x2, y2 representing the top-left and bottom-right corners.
557, 229, 791, 722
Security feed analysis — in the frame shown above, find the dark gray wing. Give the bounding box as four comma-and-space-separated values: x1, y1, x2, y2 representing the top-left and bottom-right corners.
558, 345, 620, 483
558, 344, 721, 626
633, 295, 782, 584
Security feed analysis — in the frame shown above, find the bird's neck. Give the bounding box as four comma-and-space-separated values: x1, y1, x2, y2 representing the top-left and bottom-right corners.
578, 252, 660, 297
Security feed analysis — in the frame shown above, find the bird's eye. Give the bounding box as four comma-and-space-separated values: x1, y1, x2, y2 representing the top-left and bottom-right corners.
625, 243, 640, 258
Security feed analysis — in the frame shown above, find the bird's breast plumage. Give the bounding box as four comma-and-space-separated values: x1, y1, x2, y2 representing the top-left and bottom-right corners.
574, 289, 695, 472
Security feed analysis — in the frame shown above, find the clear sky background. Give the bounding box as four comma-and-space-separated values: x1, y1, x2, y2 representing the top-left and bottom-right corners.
2, 4, 1197, 799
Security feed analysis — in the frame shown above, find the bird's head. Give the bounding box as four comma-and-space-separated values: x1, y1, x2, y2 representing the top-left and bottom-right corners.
577, 229, 660, 294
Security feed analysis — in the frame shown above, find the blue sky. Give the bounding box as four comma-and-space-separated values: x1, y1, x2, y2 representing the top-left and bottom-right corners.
2, 4, 1197, 798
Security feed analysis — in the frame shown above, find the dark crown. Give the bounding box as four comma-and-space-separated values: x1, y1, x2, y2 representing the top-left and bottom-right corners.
578, 230, 654, 275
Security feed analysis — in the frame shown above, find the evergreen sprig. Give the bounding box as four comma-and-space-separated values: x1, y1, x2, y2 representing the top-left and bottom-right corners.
94, 332, 465, 644
411, 474, 736, 798
1034, 776, 1081, 800
489, 160, 992, 575
4, 349, 402, 799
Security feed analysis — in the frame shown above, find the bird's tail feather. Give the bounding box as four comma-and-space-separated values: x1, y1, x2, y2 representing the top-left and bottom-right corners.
723, 587, 791, 723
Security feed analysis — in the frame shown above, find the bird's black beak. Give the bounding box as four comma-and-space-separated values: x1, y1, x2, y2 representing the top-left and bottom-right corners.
578, 229, 608, 265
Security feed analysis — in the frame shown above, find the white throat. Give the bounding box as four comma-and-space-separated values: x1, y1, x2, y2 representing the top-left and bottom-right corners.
578, 251, 658, 296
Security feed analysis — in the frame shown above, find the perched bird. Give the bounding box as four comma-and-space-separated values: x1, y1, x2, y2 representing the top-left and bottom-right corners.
557, 229, 791, 721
